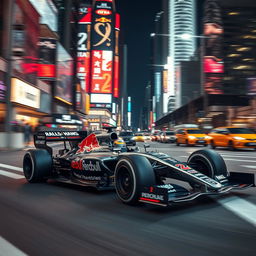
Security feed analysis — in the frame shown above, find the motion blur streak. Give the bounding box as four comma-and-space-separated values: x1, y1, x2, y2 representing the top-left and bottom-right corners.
0, 163, 23, 172
218, 196, 256, 227
0, 170, 24, 179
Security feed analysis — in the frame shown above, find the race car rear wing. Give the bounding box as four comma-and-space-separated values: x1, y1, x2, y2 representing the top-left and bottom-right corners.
34, 131, 88, 154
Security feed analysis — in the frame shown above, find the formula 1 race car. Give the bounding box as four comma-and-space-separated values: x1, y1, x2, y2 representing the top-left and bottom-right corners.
23, 130, 255, 207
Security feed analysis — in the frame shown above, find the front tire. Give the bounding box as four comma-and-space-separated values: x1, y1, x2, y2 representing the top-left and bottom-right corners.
23, 149, 52, 183
187, 149, 228, 179
115, 155, 156, 205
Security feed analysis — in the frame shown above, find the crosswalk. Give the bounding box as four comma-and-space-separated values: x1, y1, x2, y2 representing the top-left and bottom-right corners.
0, 163, 24, 180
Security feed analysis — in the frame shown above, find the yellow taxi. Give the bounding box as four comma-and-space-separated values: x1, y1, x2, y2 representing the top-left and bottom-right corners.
208, 127, 256, 150
134, 133, 145, 142
175, 128, 210, 146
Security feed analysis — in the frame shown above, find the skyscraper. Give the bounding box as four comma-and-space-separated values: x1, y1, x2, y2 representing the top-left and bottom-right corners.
167, 0, 196, 111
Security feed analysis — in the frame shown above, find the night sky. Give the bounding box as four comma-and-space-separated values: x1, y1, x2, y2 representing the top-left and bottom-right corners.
115, 0, 162, 128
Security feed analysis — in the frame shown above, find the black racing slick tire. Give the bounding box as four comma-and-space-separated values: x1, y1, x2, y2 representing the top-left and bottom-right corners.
115, 155, 156, 205
187, 149, 228, 179
23, 149, 52, 183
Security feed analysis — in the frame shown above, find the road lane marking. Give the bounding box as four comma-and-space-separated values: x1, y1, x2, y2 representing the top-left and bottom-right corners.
220, 155, 256, 159
0, 236, 28, 256
0, 163, 23, 172
0, 170, 24, 179
222, 158, 256, 162
218, 196, 256, 227
241, 165, 256, 170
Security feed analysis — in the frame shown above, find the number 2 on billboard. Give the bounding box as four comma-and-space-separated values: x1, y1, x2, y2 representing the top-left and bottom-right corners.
102, 73, 111, 93
78, 32, 88, 51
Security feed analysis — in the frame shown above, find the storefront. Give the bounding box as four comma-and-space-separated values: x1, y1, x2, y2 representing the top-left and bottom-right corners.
86, 109, 116, 131
10, 78, 49, 130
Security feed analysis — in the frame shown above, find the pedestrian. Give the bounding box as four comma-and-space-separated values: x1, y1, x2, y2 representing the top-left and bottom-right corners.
24, 122, 32, 146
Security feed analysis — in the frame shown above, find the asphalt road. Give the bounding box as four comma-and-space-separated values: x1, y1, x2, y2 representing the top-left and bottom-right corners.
0, 142, 256, 256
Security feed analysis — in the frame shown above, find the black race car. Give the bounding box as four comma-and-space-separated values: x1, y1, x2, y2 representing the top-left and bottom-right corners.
23, 130, 255, 207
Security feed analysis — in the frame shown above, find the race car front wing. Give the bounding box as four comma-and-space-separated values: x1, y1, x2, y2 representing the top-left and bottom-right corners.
139, 172, 255, 207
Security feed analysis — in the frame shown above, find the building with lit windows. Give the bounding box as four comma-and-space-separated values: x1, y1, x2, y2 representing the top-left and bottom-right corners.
222, 5, 256, 95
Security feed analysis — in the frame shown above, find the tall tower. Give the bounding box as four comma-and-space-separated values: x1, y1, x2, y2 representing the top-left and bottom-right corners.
168, 0, 196, 111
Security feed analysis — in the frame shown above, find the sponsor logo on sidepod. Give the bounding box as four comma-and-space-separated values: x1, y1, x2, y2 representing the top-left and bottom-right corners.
141, 193, 164, 201
71, 160, 101, 172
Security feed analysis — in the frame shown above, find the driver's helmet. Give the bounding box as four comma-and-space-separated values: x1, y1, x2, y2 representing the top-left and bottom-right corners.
113, 138, 127, 151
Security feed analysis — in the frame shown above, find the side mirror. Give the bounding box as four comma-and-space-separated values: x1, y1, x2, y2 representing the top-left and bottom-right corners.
144, 143, 150, 152
144, 143, 150, 148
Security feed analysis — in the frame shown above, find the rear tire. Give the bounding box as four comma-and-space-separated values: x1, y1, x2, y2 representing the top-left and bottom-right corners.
23, 149, 52, 183
115, 155, 156, 205
176, 139, 180, 146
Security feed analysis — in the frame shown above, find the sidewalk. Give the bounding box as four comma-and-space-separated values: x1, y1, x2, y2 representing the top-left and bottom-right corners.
0, 141, 63, 152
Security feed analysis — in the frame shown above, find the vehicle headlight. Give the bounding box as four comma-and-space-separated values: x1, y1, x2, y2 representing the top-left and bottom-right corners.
188, 136, 196, 139
205, 136, 211, 139
233, 136, 244, 140
131, 137, 135, 141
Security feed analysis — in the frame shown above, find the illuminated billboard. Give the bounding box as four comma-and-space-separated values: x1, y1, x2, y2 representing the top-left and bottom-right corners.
91, 50, 113, 94
203, 0, 224, 94
55, 43, 73, 104
113, 13, 120, 98
12, 0, 40, 85
38, 38, 57, 79
90, 93, 112, 103
90, 0, 116, 103
77, 6, 91, 93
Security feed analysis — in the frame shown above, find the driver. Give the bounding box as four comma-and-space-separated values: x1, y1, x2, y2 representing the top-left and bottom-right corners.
113, 138, 127, 152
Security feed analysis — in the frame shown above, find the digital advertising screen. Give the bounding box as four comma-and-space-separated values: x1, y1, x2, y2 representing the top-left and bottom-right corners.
91, 50, 113, 94
55, 43, 74, 104
90, 0, 115, 102
77, 6, 91, 93
38, 38, 57, 79
92, 0, 115, 51
13, 0, 40, 85
203, 0, 224, 94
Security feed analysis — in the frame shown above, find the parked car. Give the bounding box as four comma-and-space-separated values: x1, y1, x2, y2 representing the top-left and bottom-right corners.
151, 130, 161, 141
119, 131, 136, 146
208, 127, 256, 150
176, 128, 211, 146
161, 130, 176, 143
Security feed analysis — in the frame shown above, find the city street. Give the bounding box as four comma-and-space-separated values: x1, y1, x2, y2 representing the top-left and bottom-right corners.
0, 142, 255, 256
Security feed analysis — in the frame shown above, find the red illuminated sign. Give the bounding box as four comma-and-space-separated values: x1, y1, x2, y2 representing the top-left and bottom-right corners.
91, 50, 113, 94
38, 64, 56, 78
115, 13, 120, 30
96, 9, 112, 15
204, 57, 224, 73
114, 56, 119, 97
